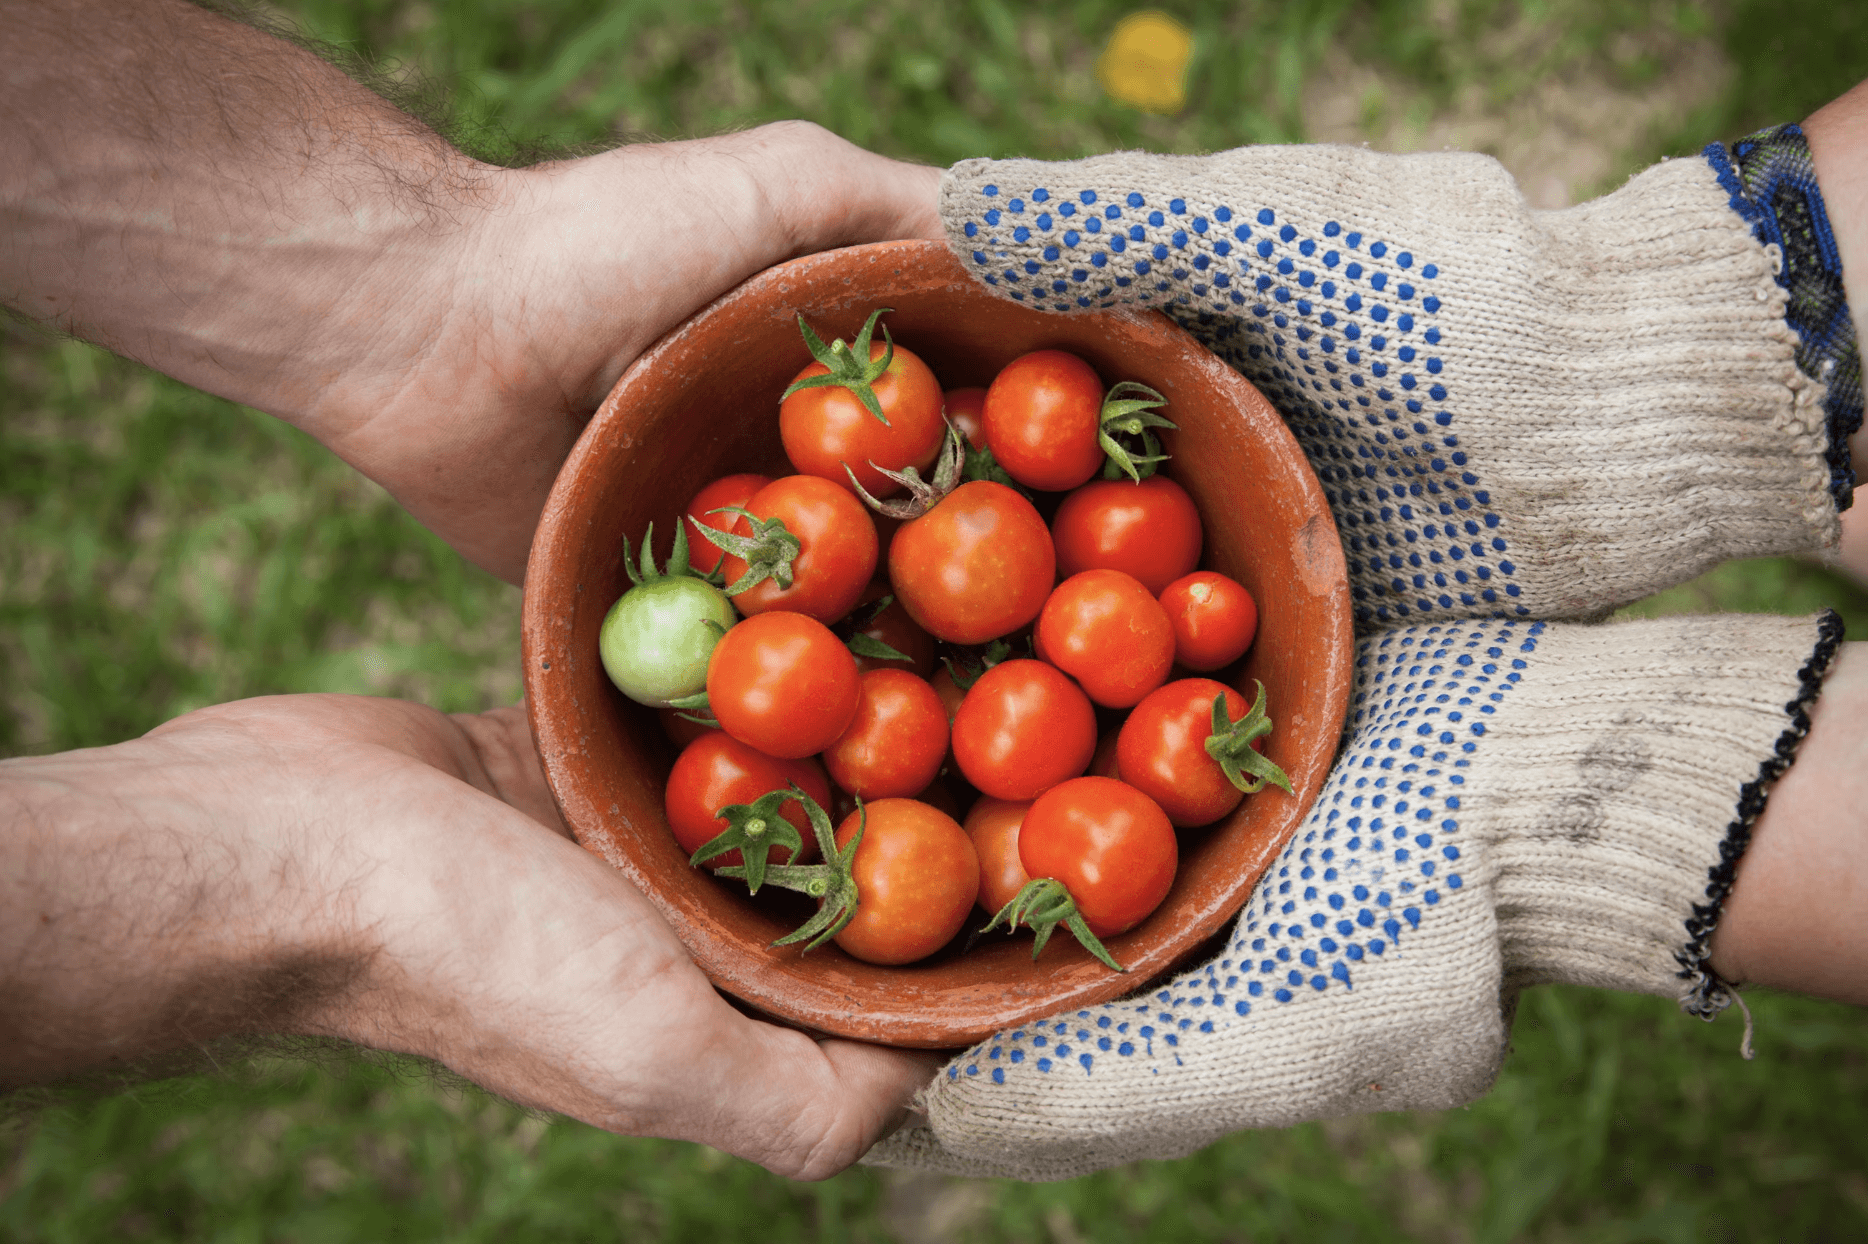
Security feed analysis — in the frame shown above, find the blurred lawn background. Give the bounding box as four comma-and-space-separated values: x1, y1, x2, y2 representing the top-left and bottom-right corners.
4, 0, 1867, 1239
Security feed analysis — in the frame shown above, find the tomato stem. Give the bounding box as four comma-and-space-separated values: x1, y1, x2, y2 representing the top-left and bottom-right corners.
713, 787, 865, 953
1205, 681, 1295, 795
781, 309, 898, 426
622, 519, 714, 587
978, 877, 1127, 972
842, 419, 965, 521
1096, 381, 1177, 483
690, 787, 805, 892
688, 505, 802, 597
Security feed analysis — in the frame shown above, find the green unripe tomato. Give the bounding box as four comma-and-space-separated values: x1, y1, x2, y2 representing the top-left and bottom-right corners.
599, 576, 737, 707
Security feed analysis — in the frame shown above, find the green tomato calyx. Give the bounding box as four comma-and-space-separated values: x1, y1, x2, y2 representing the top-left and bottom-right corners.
1205, 681, 1294, 795
781, 308, 898, 426
713, 788, 864, 954
623, 518, 710, 586
1097, 380, 1177, 482
690, 506, 802, 598
691, 787, 802, 892
978, 877, 1126, 973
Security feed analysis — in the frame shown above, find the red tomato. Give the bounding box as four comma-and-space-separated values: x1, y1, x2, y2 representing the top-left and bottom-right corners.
822, 669, 949, 800
1088, 728, 1122, 780
841, 579, 937, 678
951, 659, 1096, 801
706, 611, 860, 760
983, 350, 1106, 492
832, 798, 980, 965
964, 796, 1032, 915
1117, 678, 1254, 828
1160, 571, 1258, 671
683, 473, 772, 575
943, 387, 988, 448
721, 475, 877, 624
1019, 776, 1177, 938
781, 340, 945, 498
1051, 475, 1202, 596
664, 733, 830, 868
888, 481, 1055, 645
1034, 569, 1175, 708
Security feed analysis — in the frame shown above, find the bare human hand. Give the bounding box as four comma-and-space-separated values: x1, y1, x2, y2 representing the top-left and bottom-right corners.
0, 0, 944, 583
0, 696, 938, 1179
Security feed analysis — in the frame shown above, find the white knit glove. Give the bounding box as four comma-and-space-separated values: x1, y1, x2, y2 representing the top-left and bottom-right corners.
866, 610, 1842, 1180
859, 139, 1859, 1180
938, 143, 1849, 626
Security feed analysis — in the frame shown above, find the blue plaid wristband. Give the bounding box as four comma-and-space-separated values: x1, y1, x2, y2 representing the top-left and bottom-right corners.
1706, 124, 1863, 511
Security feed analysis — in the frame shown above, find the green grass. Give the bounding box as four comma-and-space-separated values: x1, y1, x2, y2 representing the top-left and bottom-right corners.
5, 1, 1868, 1239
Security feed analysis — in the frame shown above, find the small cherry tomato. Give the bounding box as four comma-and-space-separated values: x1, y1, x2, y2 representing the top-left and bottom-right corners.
719, 474, 877, 624
598, 568, 737, 708
1160, 571, 1258, 671
832, 798, 980, 965
781, 338, 945, 498
1034, 569, 1175, 708
983, 350, 1106, 492
964, 796, 1033, 916
951, 659, 1096, 801
706, 611, 860, 759
888, 480, 1055, 645
1117, 678, 1256, 828
664, 733, 830, 868
822, 669, 950, 800
683, 473, 772, 575
841, 580, 936, 678
1051, 475, 1202, 596
943, 387, 988, 448
1019, 776, 1177, 938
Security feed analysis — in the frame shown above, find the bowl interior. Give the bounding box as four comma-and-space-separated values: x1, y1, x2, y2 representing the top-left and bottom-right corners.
523, 241, 1352, 1048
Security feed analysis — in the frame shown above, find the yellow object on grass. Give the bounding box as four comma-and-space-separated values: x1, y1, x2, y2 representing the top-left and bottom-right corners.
1096, 11, 1193, 115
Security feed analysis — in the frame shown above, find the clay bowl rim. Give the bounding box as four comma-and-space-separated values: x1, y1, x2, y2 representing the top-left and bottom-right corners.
522, 239, 1353, 1049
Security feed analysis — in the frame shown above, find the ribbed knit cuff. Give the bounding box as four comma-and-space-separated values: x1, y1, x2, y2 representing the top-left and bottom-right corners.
1475, 612, 1844, 1008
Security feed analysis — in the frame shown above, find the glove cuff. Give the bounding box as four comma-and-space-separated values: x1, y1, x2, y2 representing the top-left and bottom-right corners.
1472, 611, 1844, 1008
1710, 124, 1863, 512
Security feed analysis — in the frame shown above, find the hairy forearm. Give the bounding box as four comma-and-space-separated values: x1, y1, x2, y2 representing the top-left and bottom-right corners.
0, 0, 488, 436
0, 733, 369, 1086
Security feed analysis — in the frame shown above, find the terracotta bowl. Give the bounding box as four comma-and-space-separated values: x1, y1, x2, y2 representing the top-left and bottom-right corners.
523, 240, 1352, 1049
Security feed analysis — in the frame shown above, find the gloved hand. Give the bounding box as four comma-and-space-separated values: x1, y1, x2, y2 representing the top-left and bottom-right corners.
937, 128, 1859, 627
869, 610, 1841, 1180
864, 127, 1860, 1180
